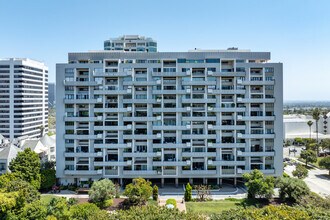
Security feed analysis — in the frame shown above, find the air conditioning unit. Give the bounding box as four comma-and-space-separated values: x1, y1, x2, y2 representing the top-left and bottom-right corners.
186, 160, 191, 165
186, 89, 191, 93
237, 150, 242, 156
186, 125, 191, 129
97, 170, 102, 174
237, 79, 243, 84
186, 70, 191, 75
97, 152, 103, 157
237, 97, 243, 102
208, 89, 213, 93
237, 133, 243, 138
127, 160, 132, 165
207, 71, 213, 76
208, 106, 214, 111
156, 133, 162, 138
97, 116, 103, 120
207, 124, 213, 129
156, 98, 162, 103
97, 98, 103, 103
126, 124, 132, 129
156, 80, 161, 84
237, 168, 243, 174
207, 142, 213, 147
97, 134, 103, 139
186, 107, 191, 111
156, 116, 162, 120
127, 107, 132, 111
237, 115, 243, 120
156, 151, 162, 156
127, 89, 132, 93
186, 142, 191, 147
126, 142, 132, 147
207, 160, 213, 165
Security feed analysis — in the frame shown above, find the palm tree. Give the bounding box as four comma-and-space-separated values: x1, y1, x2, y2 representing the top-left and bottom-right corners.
312, 108, 321, 155
307, 120, 313, 139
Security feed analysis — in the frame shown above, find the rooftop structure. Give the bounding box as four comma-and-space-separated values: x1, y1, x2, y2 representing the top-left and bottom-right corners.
104, 35, 157, 52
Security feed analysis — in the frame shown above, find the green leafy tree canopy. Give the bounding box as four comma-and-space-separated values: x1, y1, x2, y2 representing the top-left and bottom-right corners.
9, 148, 41, 189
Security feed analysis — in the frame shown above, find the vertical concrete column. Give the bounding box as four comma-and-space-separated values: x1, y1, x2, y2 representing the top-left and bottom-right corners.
234, 178, 237, 186
161, 178, 164, 188
175, 178, 179, 188
220, 178, 223, 186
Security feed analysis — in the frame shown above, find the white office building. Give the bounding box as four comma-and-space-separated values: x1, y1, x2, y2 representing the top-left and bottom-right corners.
56, 47, 283, 186
0, 58, 48, 139
104, 35, 157, 52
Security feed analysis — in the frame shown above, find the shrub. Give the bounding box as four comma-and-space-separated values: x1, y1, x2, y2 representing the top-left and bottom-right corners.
184, 183, 192, 201
69, 203, 109, 220
89, 179, 115, 208
319, 156, 330, 175
165, 198, 177, 207
123, 178, 153, 205
104, 199, 113, 208
292, 164, 309, 179
243, 169, 275, 199
276, 177, 310, 203
152, 185, 158, 201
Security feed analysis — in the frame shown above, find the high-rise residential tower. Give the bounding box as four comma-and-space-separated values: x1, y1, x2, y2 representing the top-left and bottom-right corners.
0, 58, 48, 139
48, 82, 56, 107
104, 35, 157, 52
56, 47, 283, 186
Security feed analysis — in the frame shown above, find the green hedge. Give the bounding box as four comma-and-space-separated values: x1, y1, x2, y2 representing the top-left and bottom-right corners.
166, 199, 177, 207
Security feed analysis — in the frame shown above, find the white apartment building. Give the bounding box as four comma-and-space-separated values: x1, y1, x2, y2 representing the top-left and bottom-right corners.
104, 35, 157, 52
56, 49, 283, 186
0, 58, 48, 139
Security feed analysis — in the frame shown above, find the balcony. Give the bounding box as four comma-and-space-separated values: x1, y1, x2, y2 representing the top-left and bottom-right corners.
64, 80, 100, 86
181, 170, 217, 175
64, 170, 101, 175
123, 170, 158, 176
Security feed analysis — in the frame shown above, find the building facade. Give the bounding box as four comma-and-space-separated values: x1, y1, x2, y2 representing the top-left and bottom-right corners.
0, 58, 48, 139
56, 50, 283, 186
48, 82, 56, 107
104, 35, 157, 52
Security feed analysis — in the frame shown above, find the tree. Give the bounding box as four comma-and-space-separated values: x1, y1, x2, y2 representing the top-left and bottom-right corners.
152, 185, 158, 201
123, 178, 153, 205
300, 150, 317, 166
68, 203, 109, 220
276, 177, 310, 203
307, 120, 313, 139
319, 156, 330, 175
321, 139, 330, 155
292, 164, 308, 179
89, 179, 115, 208
312, 108, 321, 155
243, 169, 274, 200
0, 192, 19, 219
184, 183, 192, 201
40, 169, 56, 191
4, 179, 40, 210
9, 148, 41, 189
107, 205, 205, 220
46, 197, 70, 220
194, 185, 211, 201
17, 200, 47, 220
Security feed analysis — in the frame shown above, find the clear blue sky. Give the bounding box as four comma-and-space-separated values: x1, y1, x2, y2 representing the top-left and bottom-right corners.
0, 0, 329, 101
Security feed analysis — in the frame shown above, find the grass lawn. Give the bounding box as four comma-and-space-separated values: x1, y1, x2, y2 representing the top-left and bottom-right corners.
186, 199, 242, 215
40, 195, 58, 205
